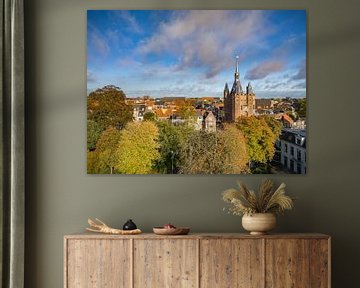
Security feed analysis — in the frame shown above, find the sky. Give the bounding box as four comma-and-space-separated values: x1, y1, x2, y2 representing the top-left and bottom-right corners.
87, 10, 306, 98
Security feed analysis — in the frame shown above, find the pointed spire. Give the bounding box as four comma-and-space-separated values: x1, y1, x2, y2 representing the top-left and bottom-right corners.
224, 82, 229, 98
247, 82, 253, 94
235, 55, 239, 74
231, 56, 243, 94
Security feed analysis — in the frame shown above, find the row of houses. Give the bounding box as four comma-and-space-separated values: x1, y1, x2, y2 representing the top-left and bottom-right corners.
132, 99, 306, 128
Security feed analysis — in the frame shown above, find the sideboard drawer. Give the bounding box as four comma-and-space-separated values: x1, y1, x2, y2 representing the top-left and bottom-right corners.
66, 239, 131, 288
200, 239, 263, 288
265, 238, 330, 288
134, 239, 198, 288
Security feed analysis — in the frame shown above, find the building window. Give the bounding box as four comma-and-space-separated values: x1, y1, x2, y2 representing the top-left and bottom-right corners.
290, 146, 294, 156
297, 149, 301, 161
290, 159, 294, 172
284, 156, 288, 167
284, 143, 288, 153
297, 163, 302, 174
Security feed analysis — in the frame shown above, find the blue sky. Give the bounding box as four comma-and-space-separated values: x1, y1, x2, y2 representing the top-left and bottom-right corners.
87, 10, 306, 98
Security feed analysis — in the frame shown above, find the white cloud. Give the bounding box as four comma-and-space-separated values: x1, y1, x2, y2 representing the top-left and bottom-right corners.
256, 90, 305, 98
87, 69, 97, 83
112, 11, 142, 34
137, 10, 272, 78
89, 26, 109, 57
292, 81, 306, 89
246, 60, 286, 80
292, 58, 306, 80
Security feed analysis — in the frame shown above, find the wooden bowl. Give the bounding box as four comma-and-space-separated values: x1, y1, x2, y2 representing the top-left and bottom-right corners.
153, 227, 190, 235
242, 213, 276, 235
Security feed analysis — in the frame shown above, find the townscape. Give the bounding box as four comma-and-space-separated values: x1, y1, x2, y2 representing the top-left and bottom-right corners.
87, 59, 306, 174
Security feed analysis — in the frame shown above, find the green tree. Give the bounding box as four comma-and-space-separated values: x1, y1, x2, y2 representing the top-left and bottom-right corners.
87, 151, 104, 174
296, 98, 306, 118
87, 120, 104, 151
87, 85, 133, 129
260, 115, 283, 137
115, 122, 160, 174
176, 99, 196, 119
143, 111, 157, 122
236, 116, 277, 164
95, 127, 122, 174
154, 121, 193, 174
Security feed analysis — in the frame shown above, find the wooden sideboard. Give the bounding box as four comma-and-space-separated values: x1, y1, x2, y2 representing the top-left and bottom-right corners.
64, 233, 330, 288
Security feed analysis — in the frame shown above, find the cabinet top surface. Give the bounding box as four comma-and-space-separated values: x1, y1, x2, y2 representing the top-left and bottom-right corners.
64, 232, 330, 240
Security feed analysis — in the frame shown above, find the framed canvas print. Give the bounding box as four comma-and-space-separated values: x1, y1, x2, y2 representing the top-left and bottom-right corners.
87, 10, 306, 175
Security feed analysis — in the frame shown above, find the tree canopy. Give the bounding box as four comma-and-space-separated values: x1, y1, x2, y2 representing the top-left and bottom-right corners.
87, 85, 133, 129
296, 98, 306, 118
236, 116, 280, 164
143, 111, 157, 122
154, 121, 193, 174
218, 124, 249, 173
260, 115, 283, 137
95, 127, 122, 174
115, 121, 160, 174
87, 120, 104, 151
176, 99, 197, 119
179, 124, 249, 174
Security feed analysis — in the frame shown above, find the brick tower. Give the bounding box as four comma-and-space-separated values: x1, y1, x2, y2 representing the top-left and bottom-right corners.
224, 56, 256, 122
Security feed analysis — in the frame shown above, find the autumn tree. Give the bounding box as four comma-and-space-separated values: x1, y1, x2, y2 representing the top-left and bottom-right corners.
115, 122, 160, 174
143, 111, 157, 121
218, 124, 250, 173
87, 151, 103, 174
236, 116, 278, 164
87, 85, 133, 129
260, 115, 283, 137
95, 127, 122, 174
179, 131, 218, 174
179, 125, 249, 174
176, 99, 196, 119
87, 120, 104, 151
154, 121, 193, 174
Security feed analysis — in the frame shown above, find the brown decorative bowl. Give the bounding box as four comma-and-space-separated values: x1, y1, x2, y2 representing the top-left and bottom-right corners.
153, 227, 190, 235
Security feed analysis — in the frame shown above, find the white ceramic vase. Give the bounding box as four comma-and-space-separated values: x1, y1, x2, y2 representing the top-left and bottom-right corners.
242, 213, 276, 235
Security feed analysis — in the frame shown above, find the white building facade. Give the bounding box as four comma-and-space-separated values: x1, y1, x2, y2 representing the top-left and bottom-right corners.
279, 129, 306, 174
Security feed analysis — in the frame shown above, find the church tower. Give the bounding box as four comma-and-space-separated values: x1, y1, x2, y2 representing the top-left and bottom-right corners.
224, 56, 256, 122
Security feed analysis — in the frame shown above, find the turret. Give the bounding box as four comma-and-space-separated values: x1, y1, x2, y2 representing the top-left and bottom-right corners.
224, 83, 229, 98
246, 82, 254, 94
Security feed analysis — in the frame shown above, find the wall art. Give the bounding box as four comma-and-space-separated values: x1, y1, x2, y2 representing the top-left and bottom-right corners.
87, 10, 306, 174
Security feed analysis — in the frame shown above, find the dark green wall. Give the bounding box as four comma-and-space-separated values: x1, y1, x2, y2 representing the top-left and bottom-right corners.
25, 0, 360, 287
